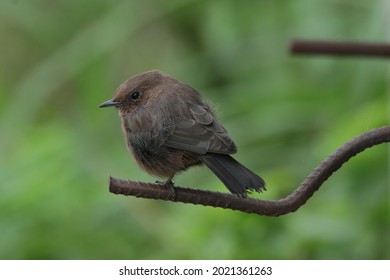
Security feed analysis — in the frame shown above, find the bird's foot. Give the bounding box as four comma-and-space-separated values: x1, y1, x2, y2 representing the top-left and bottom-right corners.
155, 179, 176, 201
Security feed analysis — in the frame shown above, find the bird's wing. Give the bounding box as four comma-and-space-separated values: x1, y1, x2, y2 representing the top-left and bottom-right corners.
165, 103, 237, 155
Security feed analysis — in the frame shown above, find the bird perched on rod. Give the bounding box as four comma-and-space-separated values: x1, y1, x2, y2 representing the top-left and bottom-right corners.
99, 70, 266, 197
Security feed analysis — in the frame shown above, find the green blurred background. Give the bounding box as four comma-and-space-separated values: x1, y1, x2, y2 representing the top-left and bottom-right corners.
0, 0, 388, 259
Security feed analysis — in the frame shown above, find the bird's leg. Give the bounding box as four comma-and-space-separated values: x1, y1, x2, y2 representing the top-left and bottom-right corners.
155, 175, 176, 200
164, 176, 176, 201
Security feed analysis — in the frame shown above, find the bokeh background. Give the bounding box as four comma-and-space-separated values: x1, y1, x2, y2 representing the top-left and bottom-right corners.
0, 0, 388, 259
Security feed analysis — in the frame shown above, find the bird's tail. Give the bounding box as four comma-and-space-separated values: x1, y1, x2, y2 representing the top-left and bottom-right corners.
201, 153, 266, 197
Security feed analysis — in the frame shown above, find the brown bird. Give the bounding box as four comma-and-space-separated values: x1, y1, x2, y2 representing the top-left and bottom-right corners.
99, 70, 265, 197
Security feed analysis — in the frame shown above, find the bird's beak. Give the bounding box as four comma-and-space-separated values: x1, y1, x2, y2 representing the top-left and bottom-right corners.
99, 99, 121, 108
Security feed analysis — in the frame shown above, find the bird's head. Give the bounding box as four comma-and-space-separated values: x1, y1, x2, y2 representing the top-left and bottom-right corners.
99, 70, 172, 115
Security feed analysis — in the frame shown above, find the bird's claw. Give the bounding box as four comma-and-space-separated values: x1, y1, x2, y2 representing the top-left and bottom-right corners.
155, 179, 176, 200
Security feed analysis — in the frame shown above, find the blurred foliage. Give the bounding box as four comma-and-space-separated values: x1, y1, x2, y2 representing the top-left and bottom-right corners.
0, 0, 388, 259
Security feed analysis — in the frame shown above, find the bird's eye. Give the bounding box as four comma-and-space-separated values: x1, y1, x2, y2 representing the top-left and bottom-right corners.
130, 91, 141, 100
